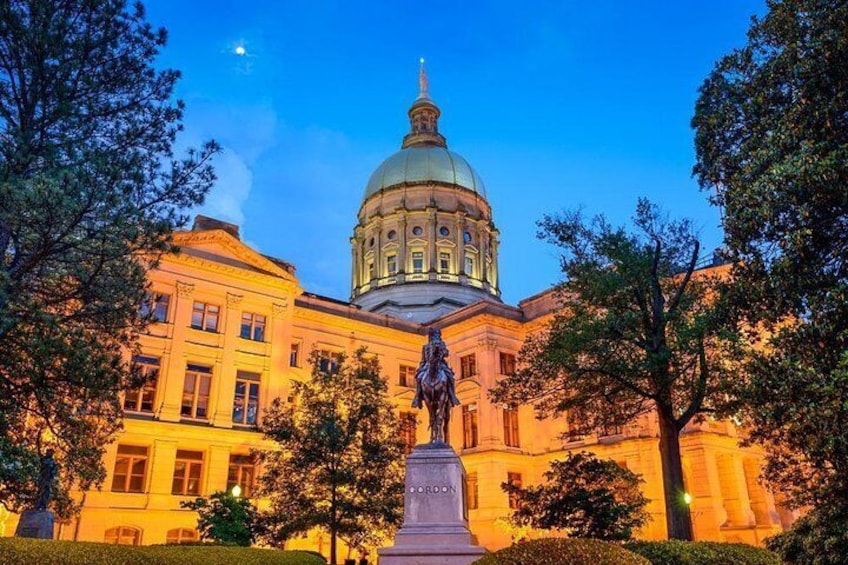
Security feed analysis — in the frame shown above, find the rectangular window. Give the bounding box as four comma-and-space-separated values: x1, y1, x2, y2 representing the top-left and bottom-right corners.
499, 352, 516, 376
566, 410, 585, 441
124, 355, 159, 413
172, 450, 203, 496
466, 472, 479, 510
412, 251, 424, 273
460, 354, 477, 380
399, 411, 417, 455
319, 350, 340, 374
398, 364, 416, 388
462, 404, 478, 449
507, 472, 523, 509
181, 364, 212, 420
439, 252, 451, 274
191, 302, 219, 332
111, 445, 148, 493
227, 454, 256, 498
368, 261, 375, 280
233, 371, 260, 426
504, 408, 520, 448
289, 342, 300, 367
464, 256, 474, 277
141, 292, 171, 323
601, 423, 624, 437
387, 254, 397, 276
239, 312, 265, 341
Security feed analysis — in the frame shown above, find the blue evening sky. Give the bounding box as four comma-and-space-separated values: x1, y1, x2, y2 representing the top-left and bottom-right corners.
145, 1, 764, 305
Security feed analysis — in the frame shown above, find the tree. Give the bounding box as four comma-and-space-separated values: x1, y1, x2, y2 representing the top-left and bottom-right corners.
181, 490, 262, 546
492, 199, 740, 540
257, 349, 405, 565
692, 0, 848, 511
502, 451, 650, 541
0, 0, 217, 517
765, 503, 848, 565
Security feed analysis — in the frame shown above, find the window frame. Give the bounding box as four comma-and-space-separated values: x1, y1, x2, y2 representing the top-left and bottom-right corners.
289, 342, 301, 367
190, 301, 220, 332
460, 354, 477, 380
439, 251, 451, 274
498, 352, 517, 376
110, 445, 149, 493
232, 371, 261, 426
166, 528, 199, 544
504, 407, 520, 448
181, 364, 212, 420
239, 312, 266, 342
104, 526, 141, 546
398, 364, 416, 388
411, 250, 424, 274
399, 411, 418, 455
466, 472, 479, 510
386, 253, 398, 276
227, 454, 256, 498
124, 355, 159, 413
507, 472, 523, 509
462, 404, 479, 449
172, 450, 204, 496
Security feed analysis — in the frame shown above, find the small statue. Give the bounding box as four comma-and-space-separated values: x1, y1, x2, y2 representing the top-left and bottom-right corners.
34, 449, 58, 512
411, 328, 460, 444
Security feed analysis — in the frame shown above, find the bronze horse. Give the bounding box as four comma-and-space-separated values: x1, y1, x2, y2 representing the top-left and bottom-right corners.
420, 341, 451, 443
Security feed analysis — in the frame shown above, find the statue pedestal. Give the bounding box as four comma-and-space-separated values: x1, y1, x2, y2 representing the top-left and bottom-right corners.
378, 443, 486, 565
14, 510, 54, 539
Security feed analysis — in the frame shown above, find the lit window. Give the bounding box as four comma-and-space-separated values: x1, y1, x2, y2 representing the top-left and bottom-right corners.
399, 412, 417, 455
412, 251, 424, 273
460, 354, 477, 379
387, 254, 397, 276
111, 445, 148, 493
240, 312, 265, 341
181, 364, 212, 419
507, 472, 523, 509
227, 454, 256, 498
233, 371, 260, 426
439, 252, 451, 274
499, 352, 516, 376
464, 256, 475, 277
141, 292, 170, 323
504, 408, 520, 448
466, 472, 479, 510
104, 526, 141, 546
289, 342, 300, 367
191, 302, 219, 332
172, 450, 203, 496
398, 364, 416, 388
166, 528, 198, 544
318, 350, 340, 374
463, 404, 478, 449
125, 355, 159, 413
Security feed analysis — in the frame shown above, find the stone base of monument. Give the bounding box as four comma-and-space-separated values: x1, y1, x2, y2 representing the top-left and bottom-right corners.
378, 443, 486, 565
14, 510, 54, 539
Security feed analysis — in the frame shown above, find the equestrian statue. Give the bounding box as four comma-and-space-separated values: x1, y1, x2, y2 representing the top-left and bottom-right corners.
411, 328, 461, 444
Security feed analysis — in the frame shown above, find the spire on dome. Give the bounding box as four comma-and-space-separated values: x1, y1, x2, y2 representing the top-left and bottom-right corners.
402, 58, 446, 149
418, 57, 429, 99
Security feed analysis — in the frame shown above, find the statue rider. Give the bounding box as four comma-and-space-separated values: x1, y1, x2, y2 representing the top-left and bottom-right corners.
411, 328, 461, 409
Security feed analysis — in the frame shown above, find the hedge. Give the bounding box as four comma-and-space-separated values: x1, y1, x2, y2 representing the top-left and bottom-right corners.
473, 537, 651, 565
625, 540, 783, 565
0, 538, 327, 565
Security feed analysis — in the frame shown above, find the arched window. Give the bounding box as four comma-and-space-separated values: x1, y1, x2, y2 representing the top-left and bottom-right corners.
166, 527, 199, 544
104, 526, 141, 545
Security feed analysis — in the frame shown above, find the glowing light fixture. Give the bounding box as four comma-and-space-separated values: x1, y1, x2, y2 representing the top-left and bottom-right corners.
683, 492, 693, 505
231, 484, 242, 498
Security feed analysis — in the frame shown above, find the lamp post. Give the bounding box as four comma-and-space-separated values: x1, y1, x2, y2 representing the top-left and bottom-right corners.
231, 484, 242, 498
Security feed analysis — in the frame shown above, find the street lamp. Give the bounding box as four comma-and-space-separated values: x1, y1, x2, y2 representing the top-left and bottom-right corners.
231, 484, 242, 498
683, 492, 693, 505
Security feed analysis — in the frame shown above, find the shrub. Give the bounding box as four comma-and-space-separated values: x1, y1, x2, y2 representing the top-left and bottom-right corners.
625, 540, 782, 565
473, 537, 650, 565
0, 538, 326, 565
765, 504, 848, 565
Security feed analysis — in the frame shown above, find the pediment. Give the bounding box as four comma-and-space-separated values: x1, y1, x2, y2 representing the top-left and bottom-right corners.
172, 229, 297, 283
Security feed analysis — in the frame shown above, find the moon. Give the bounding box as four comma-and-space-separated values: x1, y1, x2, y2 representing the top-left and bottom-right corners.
235, 45, 246, 56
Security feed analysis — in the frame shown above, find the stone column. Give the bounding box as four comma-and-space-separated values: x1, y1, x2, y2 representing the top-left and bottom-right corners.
427, 208, 438, 274
489, 231, 500, 292
718, 453, 756, 527
211, 292, 242, 428
207, 444, 232, 495
397, 213, 407, 278
479, 223, 490, 284
148, 439, 178, 507
476, 336, 501, 449
350, 236, 359, 294
686, 448, 728, 540
265, 299, 291, 414
456, 213, 467, 280
159, 281, 195, 422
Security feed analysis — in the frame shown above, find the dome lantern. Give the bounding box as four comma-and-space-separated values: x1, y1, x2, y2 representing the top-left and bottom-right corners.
402, 59, 447, 149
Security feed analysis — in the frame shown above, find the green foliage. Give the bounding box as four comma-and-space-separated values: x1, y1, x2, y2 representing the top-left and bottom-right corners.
692, 0, 848, 512
765, 504, 848, 565
472, 537, 650, 565
625, 540, 782, 565
0, 0, 218, 517
181, 490, 262, 546
0, 538, 325, 565
503, 451, 649, 540
491, 200, 740, 539
257, 348, 405, 565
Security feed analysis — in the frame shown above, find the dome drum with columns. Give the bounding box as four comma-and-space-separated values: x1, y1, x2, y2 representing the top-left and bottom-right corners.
351, 62, 500, 323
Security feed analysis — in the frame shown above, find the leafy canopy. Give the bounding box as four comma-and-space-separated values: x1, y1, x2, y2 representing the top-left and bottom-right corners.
503, 451, 650, 541
257, 349, 405, 564
0, 0, 218, 516
693, 0, 848, 509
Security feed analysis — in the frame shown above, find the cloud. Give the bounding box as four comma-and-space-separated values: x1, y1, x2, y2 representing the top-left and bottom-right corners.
197, 146, 252, 226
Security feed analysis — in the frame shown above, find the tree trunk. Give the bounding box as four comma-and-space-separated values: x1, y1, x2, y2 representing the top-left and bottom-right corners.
330, 532, 337, 565
657, 409, 693, 540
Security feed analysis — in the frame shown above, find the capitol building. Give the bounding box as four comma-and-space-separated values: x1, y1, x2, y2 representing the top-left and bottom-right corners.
2, 68, 793, 554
